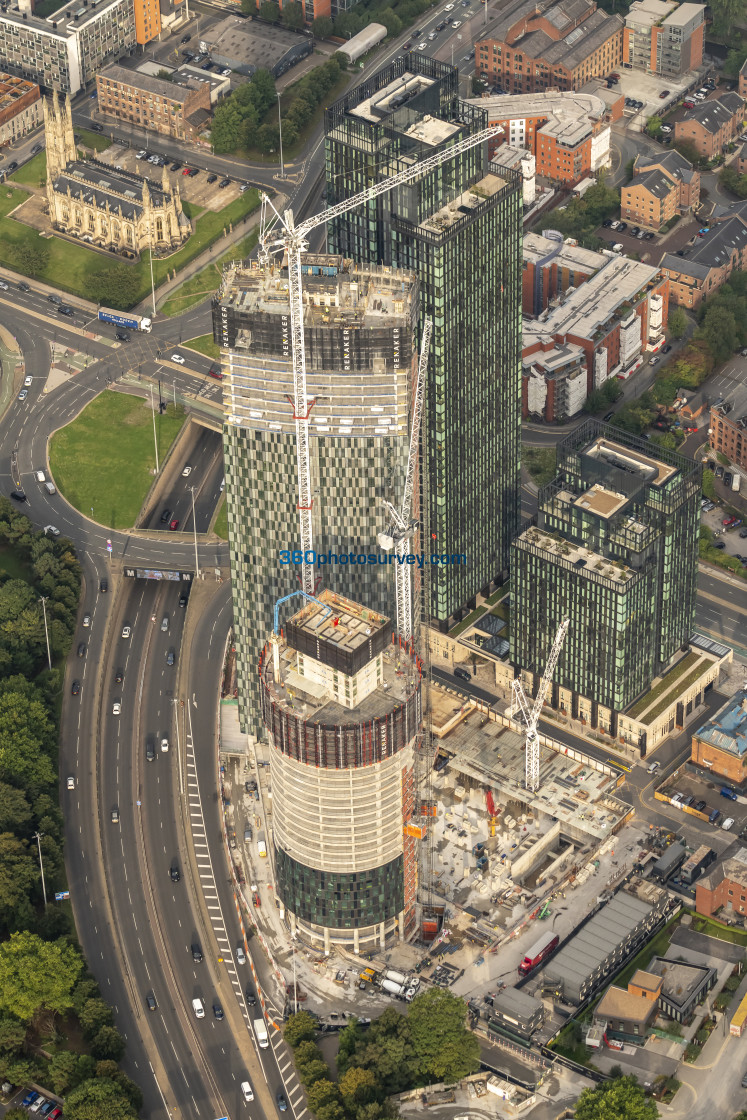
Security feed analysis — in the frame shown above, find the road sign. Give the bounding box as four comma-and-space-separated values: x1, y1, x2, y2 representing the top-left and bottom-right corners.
106, 539, 112, 553
55, 891, 70, 901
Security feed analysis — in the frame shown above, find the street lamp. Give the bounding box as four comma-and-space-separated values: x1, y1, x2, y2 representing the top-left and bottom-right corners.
277, 92, 284, 179
33, 832, 47, 908
38, 596, 51, 671
150, 383, 160, 474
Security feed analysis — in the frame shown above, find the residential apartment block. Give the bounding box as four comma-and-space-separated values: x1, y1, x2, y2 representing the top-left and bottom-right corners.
522, 249, 667, 421
0, 0, 136, 95
659, 204, 747, 308
0, 73, 41, 147
468, 89, 611, 185
710, 384, 747, 475
325, 57, 523, 631
696, 843, 747, 918
674, 92, 745, 160
622, 151, 699, 230
476, 0, 623, 96
511, 423, 701, 730
623, 0, 705, 78
96, 64, 211, 142
522, 230, 603, 314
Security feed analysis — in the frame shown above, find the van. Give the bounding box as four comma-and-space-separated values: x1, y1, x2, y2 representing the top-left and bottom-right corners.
192, 998, 205, 1018
611, 242, 624, 252
35, 470, 46, 483
241, 1081, 254, 1102
454, 666, 471, 681
45, 481, 57, 494
720, 786, 738, 800
244, 826, 253, 844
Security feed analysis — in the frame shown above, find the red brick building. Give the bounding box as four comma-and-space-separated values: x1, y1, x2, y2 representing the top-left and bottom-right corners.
0, 73, 41, 149
621, 150, 700, 229
690, 688, 747, 786
96, 64, 211, 142
476, 0, 623, 96
696, 848, 747, 918
674, 93, 745, 161
659, 205, 747, 309
623, 0, 705, 79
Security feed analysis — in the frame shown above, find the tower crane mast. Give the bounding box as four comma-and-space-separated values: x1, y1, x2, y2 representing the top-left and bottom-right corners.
257, 122, 502, 596
511, 619, 570, 792
378, 318, 432, 645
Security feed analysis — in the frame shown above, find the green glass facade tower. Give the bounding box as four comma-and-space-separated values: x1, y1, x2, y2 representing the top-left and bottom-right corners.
324, 55, 523, 629
511, 420, 701, 730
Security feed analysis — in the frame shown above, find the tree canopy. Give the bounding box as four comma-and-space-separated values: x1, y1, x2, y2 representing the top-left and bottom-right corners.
574, 1076, 658, 1120
0, 931, 82, 1023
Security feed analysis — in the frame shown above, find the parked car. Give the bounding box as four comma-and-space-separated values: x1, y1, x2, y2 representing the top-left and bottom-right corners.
659, 89, 670, 98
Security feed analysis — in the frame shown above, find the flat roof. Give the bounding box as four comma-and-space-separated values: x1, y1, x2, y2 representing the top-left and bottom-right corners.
647, 956, 713, 1008
625, 0, 676, 28
202, 16, 305, 65
288, 589, 389, 653
631, 969, 662, 993
663, 2, 705, 26
420, 171, 507, 232
584, 436, 677, 486
0, 0, 126, 34
98, 63, 195, 102
348, 70, 442, 127
545, 891, 656, 989
694, 689, 747, 757
595, 986, 656, 1023
468, 89, 607, 132
523, 231, 605, 273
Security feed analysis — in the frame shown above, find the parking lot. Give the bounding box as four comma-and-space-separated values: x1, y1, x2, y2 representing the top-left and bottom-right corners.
94, 143, 244, 210
659, 774, 747, 842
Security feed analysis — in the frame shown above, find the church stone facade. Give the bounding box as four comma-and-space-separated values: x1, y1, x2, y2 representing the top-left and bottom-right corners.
44, 91, 190, 258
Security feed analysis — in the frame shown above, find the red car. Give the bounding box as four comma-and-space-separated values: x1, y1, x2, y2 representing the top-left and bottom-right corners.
170, 518, 179, 531
723, 516, 733, 525
252, 891, 261, 908
49, 1110, 62, 1120
182, 167, 193, 175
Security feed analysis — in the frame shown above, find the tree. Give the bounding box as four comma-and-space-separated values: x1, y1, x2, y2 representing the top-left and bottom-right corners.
377, 7, 403, 34
674, 139, 705, 167
709, 0, 747, 35
79, 998, 113, 1039
339, 1066, 378, 1111
306, 1079, 344, 1113
720, 164, 747, 200
312, 15, 333, 37
0, 932, 82, 1024
0, 833, 40, 922
407, 988, 479, 1082
724, 47, 747, 76
95, 1063, 143, 1113
155, 69, 172, 82
48, 1049, 83, 1095
668, 305, 687, 339
298, 1059, 331, 1087
584, 388, 605, 414
281, 1, 305, 28
84, 266, 140, 311
90, 1025, 125, 1061
65, 1078, 138, 1120
646, 115, 663, 138
574, 1076, 657, 1120
259, 0, 280, 20
700, 303, 738, 364
601, 377, 622, 404
0, 782, 31, 833
7, 244, 50, 279
284, 1010, 317, 1048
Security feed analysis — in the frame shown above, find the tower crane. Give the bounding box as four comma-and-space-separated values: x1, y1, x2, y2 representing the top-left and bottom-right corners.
377, 318, 432, 646
257, 121, 503, 597
511, 619, 570, 793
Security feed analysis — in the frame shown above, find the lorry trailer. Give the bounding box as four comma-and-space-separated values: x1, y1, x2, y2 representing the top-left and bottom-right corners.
98, 307, 152, 332
518, 930, 559, 976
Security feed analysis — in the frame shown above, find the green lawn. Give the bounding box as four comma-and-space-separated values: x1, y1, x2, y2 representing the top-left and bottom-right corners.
184, 334, 221, 360
0, 185, 260, 308
181, 201, 205, 220
213, 500, 228, 540
11, 152, 47, 187
161, 230, 259, 317
49, 392, 186, 530
75, 128, 113, 153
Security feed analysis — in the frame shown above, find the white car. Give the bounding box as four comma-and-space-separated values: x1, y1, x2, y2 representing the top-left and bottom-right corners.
17, 389, 28, 401
171, 353, 186, 365
723, 817, 735, 830
182, 465, 192, 477
67, 775, 75, 790
161, 737, 169, 753
418, 41, 427, 49
221, 68, 231, 76
452, 19, 462, 26
121, 624, 131, 639
24, 375, 32, 387
44, 525, 60, 537
135, 150, 147, 159
112, 701, 121, 716
445, 2, 455, 8
236, 945, 246, 964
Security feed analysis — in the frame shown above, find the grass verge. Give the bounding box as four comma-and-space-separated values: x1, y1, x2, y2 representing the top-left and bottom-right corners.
523, 445, 557, 488
0, 184, 260, 308
184, 334, 221, 360
161, 230, 258, 317
213, 500, 228, 540
49, 392, 186, 530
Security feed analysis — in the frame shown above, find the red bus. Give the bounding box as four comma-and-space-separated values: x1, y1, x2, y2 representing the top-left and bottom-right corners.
518, 930, 559, 976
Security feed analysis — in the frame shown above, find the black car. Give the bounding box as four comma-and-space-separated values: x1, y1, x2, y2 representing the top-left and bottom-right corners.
179, 592, 189, 607
170, 865, 180, 883
662, 343, 672, 353
192, 943, 203, 962
146, 992, 157, 1011
18, 281, 30, 292
188, 168, 199, 177
714, 541, 726, 550
90, 122, 104, 132
58, 305, 73, 316
100, 577, 108, 592
218, 178, 230, 188
115, 331, 130, 342
604, 411, 615, 421
160, 508, 172, 524
170, 161, 182, 171
245, 986, 256, 1005
277, 1092, 288, 1113
207, 173, 218, 184
146, 741, 155, 761
694, 799, 707, 812
643, 231, 655, 240
77, 642, 86, 658
181, 32, 191, 42
6, 161, 17, 172
10, 489, 26, 502
617, 221, 627, 231
115, 668, 123, 684
213, 1003, 224, 1020
602, 218, 613, 228
71, 680, 81, 695
631, 226, 640, 236
166, 649, 175, 666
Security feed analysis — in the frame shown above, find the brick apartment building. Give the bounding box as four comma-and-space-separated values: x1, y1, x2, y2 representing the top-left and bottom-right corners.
659, 203, 747, 308
96, 64, 211, 142
674, 92, 745, 160
623, 0, 705, 78
690, 688, 747, 785
711, 387, 747, 474
0, 73, 41, 148
467, 89, 611, 185
621, 150, 700, 229
696, 845, 747, 918
522, 229, 604, 314
522, 251, 667, 420
476, 0, 623, 96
